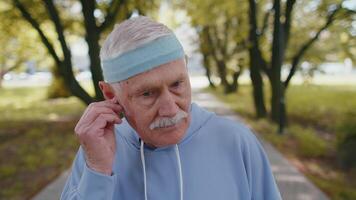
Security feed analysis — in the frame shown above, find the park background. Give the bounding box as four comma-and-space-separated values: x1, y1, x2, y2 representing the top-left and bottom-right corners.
0, 0, 355, 199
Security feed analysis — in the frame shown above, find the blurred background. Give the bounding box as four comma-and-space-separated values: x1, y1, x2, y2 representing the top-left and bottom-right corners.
0, 0, 355, 199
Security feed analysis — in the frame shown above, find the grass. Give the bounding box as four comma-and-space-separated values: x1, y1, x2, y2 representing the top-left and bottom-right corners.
0, 87, 86, 122
0, 86, 85, 199
286, 85, 356, 131
207, 84, 356, 200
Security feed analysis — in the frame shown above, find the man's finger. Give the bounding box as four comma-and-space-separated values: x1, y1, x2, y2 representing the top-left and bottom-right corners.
89, 100, 123, 112
78, 113, 120, 139
81, 100, 122, 121
91, 113, 121, 131
80, 107, 121, 125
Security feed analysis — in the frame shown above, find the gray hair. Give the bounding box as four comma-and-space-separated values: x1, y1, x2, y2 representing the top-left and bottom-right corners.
100, 16, 173, 61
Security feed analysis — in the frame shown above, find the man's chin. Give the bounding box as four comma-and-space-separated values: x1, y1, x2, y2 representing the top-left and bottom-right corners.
154, 137, 183, 148
152, 126, 188, 147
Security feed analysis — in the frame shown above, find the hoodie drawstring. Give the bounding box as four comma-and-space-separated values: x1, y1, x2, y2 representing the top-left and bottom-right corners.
140, 140, 148, 200
140, 140, 183, 200
175, 144, 184, 200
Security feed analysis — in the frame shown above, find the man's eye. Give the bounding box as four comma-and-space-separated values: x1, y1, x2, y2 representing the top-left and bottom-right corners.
142, 91, 152, 97
172, 81, 182, 88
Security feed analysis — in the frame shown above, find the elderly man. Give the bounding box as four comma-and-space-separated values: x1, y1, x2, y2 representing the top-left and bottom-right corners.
61, 16, 281, 200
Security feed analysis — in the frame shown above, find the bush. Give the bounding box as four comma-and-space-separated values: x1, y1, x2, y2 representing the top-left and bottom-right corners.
289, 125, 328, 158
337, 111, 356, 170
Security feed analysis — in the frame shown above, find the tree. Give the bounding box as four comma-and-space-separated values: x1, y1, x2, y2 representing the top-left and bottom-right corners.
180, 0, 249, 93
9, 0, 158, 104
248, 0, 354, 133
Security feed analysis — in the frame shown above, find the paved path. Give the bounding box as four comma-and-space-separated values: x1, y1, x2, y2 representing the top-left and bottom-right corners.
32, 86, 329, 200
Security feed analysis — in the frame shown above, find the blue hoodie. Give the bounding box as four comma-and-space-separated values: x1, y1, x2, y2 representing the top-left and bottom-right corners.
61, 103, 281, 200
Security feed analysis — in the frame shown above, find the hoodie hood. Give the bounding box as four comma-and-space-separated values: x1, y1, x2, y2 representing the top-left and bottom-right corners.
115, 102, 214, 152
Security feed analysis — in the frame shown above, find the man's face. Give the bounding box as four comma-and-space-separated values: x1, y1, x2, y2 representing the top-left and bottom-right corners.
113, 58, 191, 147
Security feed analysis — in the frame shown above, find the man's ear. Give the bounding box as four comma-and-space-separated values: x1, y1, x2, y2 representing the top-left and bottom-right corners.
99, 81, 115, 100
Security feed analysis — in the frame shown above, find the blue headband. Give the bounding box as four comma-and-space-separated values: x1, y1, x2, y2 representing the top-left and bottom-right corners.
101, 34, 185, 83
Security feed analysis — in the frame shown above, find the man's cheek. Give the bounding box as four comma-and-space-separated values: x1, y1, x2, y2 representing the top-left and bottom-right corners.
123, 109, 137, 128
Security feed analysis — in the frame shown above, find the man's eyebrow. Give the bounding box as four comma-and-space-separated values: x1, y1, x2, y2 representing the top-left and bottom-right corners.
132, 84, 157, 94
131, 74, 186, 94
135, 80, 179, 93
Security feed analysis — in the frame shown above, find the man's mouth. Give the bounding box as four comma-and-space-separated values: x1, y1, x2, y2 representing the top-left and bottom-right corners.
152, 118, 183, 130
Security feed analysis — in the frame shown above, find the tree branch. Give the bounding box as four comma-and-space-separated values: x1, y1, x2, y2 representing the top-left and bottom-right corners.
13, 0, 61, 66
259, 54, 270, 78
43, 0, 72, 63
284, 5, 342, 88
283, 0, 296, 48
210, 25, 224, 60
258, 9, 271, 37
228, 40, 247, 59
98, 0, 125, 33
79, 0, 97, 31
222, 16, 230, 57
1, 58, 24, 76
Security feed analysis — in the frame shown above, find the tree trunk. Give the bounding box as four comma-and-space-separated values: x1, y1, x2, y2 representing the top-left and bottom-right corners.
249, 56, 267, 118
225, 66, 242, 94
270, 78, 287, 130
58, 61, 94, 104
248, 0, 267, 118
47, 66, 71, 98
230, 70, 241, 92
84, 26, 103, 100
202, 54, 215, 88
270, 0, 285, 127
80, 0, 104, 101
278, 86, 287, 134
270, 76, 281, 121
216, 60, 230, 93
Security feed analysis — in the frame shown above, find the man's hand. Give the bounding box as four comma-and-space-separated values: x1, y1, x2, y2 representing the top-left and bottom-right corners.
74, 98, 122, 175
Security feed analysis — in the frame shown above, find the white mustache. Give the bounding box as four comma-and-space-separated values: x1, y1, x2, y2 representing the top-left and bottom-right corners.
149, 109, 188, 130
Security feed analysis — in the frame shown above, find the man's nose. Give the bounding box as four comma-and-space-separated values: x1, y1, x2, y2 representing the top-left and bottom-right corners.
158, 89, 179, 117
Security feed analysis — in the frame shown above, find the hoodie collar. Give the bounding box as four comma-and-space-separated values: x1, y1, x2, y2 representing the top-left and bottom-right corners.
116, 102, 213, 152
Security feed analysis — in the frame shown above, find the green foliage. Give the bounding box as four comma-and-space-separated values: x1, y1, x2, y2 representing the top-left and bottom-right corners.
289, 125, 328, 158
337, 111, 356, 170
0, 1, 53, 75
